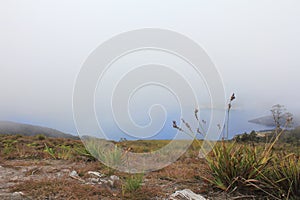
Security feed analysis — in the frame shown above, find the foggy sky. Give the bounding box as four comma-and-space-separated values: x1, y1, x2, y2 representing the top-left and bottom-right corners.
0, 1, 299, 136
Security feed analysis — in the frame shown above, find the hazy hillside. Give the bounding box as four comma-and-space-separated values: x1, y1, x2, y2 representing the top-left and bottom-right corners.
249, 115, 300, 128
0, 121, 78, 139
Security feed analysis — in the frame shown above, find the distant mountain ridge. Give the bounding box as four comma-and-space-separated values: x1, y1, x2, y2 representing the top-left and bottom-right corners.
0, 121, 78, 139
249, 115, 300, 128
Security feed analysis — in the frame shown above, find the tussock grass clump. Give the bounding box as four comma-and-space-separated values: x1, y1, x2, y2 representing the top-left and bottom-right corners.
205, 142, 270, 192
84, 139, 126, 168
206, 141, 300, 199
123, 174, 144, 193
266, 154, 300, 199
205, 125, 300, 199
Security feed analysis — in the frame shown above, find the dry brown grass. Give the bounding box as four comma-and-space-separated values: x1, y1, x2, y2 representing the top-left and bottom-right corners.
11, 178, 112, 200
1, 134, 299, 199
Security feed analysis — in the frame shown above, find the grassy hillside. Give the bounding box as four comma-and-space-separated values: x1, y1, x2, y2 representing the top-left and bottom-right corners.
0, 121, 78, 139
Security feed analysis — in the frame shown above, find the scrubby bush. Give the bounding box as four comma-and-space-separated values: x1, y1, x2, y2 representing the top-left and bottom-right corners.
36, 134, 46, 140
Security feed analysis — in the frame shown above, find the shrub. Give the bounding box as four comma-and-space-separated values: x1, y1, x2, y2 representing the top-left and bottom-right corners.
36, 134, 46, 140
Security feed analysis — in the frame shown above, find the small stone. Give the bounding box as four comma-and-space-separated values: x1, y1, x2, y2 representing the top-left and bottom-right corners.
170, 189, 206, 200
99, 179, 108, 184
69, 170, 78, 177
109, 175, 119, 181
69, 170, 85, 182
88, 171, 103, 178
56, 172, 62, 177
109, 175, 120, 187
89, 178, 99, 183
12, 191, 24, 196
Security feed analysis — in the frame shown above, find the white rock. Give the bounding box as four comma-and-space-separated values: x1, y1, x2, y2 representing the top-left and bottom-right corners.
108, 175, 120, 187
69, 170, 78, 177
110, 175, 119, 181
88, 171, 103, 178
69, 170, 85, 182
12, 192, 24, 196
170, 189, 206, 200
88, 178, 99, 184
91, 178, 99, 182
99, 179, 108, 184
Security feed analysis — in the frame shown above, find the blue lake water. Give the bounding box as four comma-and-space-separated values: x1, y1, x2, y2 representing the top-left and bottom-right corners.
102, 109, 272, 141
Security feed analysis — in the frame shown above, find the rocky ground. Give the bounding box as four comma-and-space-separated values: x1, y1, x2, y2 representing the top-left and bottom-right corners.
0, 135, 273, 199
0, 159, 216, 200
0, 160, 81, 200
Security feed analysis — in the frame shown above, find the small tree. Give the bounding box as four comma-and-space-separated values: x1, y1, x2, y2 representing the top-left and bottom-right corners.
270, 104, 293, 140
249, 130, 258, 142
271, 104, 285, 131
